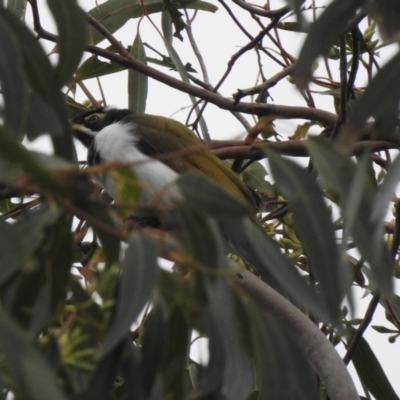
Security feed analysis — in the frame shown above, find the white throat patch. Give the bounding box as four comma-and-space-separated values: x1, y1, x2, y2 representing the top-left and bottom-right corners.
93, 121, 181, 203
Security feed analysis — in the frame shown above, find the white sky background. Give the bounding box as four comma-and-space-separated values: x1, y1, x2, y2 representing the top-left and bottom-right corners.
23, 0, 400, 398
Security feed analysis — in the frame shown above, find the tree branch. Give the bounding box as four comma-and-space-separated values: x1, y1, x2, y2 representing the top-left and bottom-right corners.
27, 0, 337, 126
231, 270, 359, 400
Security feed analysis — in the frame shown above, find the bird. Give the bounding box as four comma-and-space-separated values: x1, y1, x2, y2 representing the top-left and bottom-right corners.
71, 107, 286, 288
72, 107, 260, 222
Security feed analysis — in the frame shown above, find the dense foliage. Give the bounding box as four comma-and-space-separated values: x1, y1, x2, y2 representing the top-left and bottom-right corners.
0, 0, 400, 399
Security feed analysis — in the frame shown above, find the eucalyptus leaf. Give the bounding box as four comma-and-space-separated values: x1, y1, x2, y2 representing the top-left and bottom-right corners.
348, 326, 400, 400
177, 203, 226, 269
6, 0, 25, 17
269, 152, 348, 324
75, 55, 125, 81
295, 0, 367, 85
88, 0, 217, 45
141, 298, 168, 396
0, 7, 73, 159
228, 219, 325, 319
371, 0, 400, 41
349, 50, 400, 136
194, 310, 225, 397
161, 10, 173, 44
128, 33, 148, 113
372, 153, 400, 223
78, 202, 121, 266
161, 305, 190, 398
47, 0, 86, 87
0, 308, 67, 400
0, 125, 70, 196
307, 137, 393, 294
0, 17, 28, 138
178, 171, 251, 218
248, 305, 319, 399
100, 234, 158, 356
205, 278, 253, 400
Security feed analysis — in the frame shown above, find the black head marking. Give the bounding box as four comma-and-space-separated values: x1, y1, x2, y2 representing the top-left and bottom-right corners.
72, 107, 135, 148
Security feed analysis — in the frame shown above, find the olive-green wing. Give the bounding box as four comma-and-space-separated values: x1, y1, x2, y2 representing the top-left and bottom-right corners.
128, 113, 259, 210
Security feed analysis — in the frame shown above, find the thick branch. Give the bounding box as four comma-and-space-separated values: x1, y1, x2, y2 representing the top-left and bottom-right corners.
231, 270, 359, 400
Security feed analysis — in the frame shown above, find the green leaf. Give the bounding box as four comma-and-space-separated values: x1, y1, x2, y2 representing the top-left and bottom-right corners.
269, 152, 348, 323
371, 0, 400, 41
0, 307, 67, 400
372, 153, 400, 223
110, 167, 142, 215
161, 10, 173, 44
161, 305, 191, 398
247, 305, 319, 400
178, 171, 251, 218
349, 50, 400, 135
241, 161, 269, 192
194, 309, 225, 396
141, 298, 168, 396
295, 0, 367, 85
6, 0, 25, 17
0, 125, 70, 196
128, 33, 148, 113
348, 326, 400, 400
204, 278, 253, 400
0, 16, 28, 137
0, 221, 26, 285
380, 294, 400, 326
46, 214, 73, 307
100, 233, 159, 356
177, 203, 226, 269
231, 219, 324, 318
75, 55, 125, 81
307, 137, 393, 294
88, 0, 217, 45
0, 7, 74, 159
47, 0, 86, 87
79, 202, 121, 266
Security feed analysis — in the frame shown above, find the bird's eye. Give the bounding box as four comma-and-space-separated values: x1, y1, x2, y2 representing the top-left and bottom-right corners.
88, 115, 99, 124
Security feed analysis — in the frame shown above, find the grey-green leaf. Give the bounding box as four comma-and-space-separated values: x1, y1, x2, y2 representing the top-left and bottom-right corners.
47, 0, 86, 87
128, 33, 148, 113
0, 17, 28, 138
307, 137, 393, 294
349, 50, 400, 136
349, 327, 400, 400
178, 171, 251, 218
100, 233, 159, 356
295, 0, 367, 85
0, 308, 67, 400
88, 0, 217, 45
269, 152, 348, 324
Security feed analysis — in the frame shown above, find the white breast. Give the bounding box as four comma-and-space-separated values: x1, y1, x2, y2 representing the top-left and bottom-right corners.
93, 122, 181, 204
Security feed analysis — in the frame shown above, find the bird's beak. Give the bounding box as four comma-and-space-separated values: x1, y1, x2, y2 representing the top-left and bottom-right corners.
72, 124, 96, 148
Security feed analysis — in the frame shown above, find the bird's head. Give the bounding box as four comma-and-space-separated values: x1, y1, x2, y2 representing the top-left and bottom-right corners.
72, 107, 134, 148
